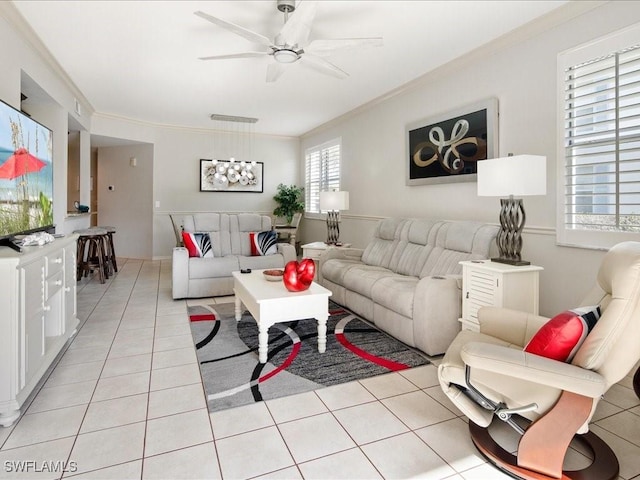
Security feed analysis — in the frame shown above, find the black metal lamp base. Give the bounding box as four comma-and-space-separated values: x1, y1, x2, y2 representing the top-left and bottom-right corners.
491, 257, 530, 266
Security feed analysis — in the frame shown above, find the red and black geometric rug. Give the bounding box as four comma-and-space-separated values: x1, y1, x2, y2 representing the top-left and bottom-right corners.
188, 301, 430, 413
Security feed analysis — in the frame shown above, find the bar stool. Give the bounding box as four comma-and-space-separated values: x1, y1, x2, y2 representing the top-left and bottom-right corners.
97, 226, 118, 275
75, 228, 109, 284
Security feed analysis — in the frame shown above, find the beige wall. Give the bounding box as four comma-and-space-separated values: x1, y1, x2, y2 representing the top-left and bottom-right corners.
96, 144, 154, 260
299, 1, 640, 316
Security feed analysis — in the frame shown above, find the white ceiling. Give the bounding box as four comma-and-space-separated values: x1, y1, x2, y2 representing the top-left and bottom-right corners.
13, 0, 567, 137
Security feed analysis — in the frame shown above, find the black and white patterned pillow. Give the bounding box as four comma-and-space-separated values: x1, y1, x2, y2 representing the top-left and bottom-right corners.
182, 232, 213, 258
250, 230, 277, 256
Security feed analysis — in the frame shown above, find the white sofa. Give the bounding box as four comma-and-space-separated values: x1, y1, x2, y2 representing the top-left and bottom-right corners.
318, 218, 499, 355
172, 213, 296, 299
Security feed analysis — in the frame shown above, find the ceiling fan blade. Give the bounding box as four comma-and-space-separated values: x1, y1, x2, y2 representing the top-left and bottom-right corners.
199, 52, 268, 61
299, 54, 349, 80
306, 37, 383, 57
266, 63, 286, 83
194, 10, 273, 48
276, 1, 318, 47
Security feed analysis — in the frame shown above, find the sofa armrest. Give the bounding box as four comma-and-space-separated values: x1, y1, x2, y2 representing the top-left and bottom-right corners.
172, 247, 189, 299
461, 342, 606, 398
319, 247, 364, 263
277, 243, 297, 264
413, 274, 463, 355
317, 247, 364, 284
478, 307, 549, 348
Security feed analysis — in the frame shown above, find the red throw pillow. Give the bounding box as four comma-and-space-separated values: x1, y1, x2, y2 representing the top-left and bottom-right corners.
524, 305, 601, 362
182, 232, 213, 258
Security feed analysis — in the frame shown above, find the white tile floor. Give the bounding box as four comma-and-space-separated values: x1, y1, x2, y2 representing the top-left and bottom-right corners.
0, 258, 639, 479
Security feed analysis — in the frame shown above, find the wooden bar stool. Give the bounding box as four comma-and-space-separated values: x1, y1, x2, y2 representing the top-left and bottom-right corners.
75, 228, 109, 284
97, 226, 118, 274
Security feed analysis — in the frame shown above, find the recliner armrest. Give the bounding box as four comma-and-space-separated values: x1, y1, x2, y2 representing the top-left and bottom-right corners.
460, 342, 606, 398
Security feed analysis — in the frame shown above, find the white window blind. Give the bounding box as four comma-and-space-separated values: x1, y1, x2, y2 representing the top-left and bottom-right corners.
305, 138, 341, 214
558, 24, 640, 249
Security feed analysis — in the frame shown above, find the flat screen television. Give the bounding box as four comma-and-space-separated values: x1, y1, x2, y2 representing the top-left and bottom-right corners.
0, 98, 53, 252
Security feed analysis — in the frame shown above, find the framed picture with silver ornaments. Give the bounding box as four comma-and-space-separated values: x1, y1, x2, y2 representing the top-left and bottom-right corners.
199, 159, 264, 193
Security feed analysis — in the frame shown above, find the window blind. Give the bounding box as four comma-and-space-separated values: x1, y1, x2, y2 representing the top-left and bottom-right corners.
305, 139, 341, 214
563, 44, 640, 233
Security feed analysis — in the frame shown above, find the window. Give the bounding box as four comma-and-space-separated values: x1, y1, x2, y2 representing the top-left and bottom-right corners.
304, 138, 341, 214
558, 24, 640, 249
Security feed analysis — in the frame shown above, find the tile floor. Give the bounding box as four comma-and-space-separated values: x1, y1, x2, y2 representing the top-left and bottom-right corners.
0, 258, 639, 479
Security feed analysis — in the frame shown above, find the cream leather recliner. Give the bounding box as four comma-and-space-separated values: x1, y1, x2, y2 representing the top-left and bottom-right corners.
438, 241, 640, 480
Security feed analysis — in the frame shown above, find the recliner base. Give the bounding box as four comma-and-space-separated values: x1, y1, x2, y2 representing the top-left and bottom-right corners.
469, 420, 619, 480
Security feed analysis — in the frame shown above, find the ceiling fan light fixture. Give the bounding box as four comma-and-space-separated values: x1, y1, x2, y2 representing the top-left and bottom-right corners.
274, 49, 299, 64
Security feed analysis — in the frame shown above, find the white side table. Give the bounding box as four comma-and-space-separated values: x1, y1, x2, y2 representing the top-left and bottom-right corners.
460, 260, 543, 332
301, 242, 352, 279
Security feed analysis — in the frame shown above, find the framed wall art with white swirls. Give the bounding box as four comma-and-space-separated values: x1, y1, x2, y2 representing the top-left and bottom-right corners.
405, 98, 498, 185
200, 159, 264, 193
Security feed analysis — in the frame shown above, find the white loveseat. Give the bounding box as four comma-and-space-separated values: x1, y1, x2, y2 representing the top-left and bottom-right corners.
172, 213, 296, 299
319, 218, 499, 355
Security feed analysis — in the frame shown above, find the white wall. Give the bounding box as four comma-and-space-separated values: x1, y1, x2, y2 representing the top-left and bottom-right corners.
299, 1, 640, 316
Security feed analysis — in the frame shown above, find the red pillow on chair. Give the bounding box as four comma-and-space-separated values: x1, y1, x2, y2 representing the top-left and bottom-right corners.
524, 305, 601, 362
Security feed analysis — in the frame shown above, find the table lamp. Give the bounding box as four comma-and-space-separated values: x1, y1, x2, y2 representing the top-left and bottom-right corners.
477, 154, 546, 265
319, 190, 349, 245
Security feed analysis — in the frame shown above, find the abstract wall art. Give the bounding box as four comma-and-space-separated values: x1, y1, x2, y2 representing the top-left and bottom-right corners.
406, 98, 498, 185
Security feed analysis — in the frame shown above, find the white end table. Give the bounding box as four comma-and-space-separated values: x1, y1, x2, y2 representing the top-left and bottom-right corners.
459, 260, 543, 332
232, 269, 332, 363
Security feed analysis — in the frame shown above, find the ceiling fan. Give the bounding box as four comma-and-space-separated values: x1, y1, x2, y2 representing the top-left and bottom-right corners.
195, 0, 383, 82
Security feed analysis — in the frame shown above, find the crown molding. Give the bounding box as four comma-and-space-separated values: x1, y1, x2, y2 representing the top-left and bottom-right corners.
0, 2, 94, 115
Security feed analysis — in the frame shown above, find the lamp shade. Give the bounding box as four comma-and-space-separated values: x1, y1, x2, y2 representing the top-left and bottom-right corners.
477, 155, 546, 197
320, 190, 349, 211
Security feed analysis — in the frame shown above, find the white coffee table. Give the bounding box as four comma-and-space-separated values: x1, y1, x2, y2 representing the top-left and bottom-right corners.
232, 269, 332, 363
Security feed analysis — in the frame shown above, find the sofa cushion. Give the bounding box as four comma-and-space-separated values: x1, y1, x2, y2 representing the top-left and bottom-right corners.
231, 214, 272, 256
342, 265, 396, 298
189, 255, 240, 279
239, 254, 287, 270
390, 220, 440, 276
182, 232, 213, 258
361, 218, 405, 269
321, 258, 361, 284
419, 246, 471, 277
250, 230, 277, 256
370, 275, 418, 318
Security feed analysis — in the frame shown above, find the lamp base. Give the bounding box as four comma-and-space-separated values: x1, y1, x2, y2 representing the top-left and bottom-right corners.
326, 210, 340, 245
491, 257, 530, 266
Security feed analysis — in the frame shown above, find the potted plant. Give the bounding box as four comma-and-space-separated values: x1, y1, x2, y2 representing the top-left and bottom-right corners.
273, 183, 304, 225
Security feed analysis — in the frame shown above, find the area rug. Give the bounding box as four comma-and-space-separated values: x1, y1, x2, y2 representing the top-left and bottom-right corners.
188, 301, 430, 413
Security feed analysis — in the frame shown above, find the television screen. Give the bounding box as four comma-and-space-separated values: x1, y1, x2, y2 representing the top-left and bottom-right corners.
0, 98, 53, 243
